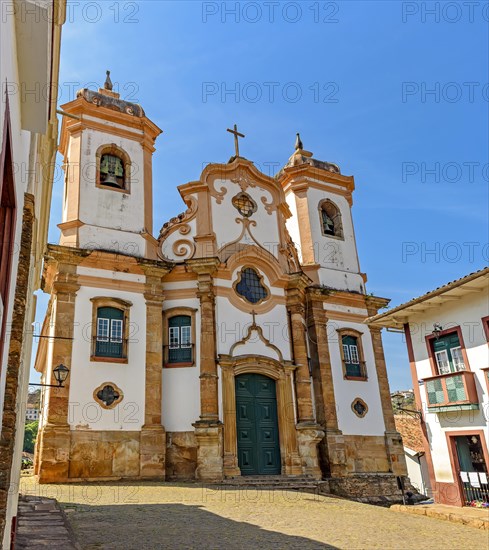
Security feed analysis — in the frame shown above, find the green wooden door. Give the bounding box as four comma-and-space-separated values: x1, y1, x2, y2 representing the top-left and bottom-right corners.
235, 373, 281, 476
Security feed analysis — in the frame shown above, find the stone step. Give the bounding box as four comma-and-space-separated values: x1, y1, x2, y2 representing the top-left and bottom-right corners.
216, 476, 324, 489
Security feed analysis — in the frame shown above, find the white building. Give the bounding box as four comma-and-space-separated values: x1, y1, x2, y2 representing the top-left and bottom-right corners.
34, 78, 406, 501
394, 414, 432, 497
25, 407, 39, 422
368, 268, 489, 506
0, 0, 65, 546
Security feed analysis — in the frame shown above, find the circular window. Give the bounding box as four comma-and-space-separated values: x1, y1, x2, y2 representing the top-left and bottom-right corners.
232, 192, 257, 218
351, 398, 368, 418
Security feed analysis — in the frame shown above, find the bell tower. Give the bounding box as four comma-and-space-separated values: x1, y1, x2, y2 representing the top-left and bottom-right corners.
278, 136, 366, 293
58, 71, 162, 258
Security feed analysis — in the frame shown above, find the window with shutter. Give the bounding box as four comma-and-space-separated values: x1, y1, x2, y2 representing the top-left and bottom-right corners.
168, 315, 192, 364
432, 332, 465, 374
342, 335, 362, 377
95, 307, 124, 358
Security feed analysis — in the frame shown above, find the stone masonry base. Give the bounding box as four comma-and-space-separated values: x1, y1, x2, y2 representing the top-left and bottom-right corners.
324, 473, 416, 506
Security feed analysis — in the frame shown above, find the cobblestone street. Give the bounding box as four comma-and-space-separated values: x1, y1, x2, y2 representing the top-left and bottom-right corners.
19, 479, 487, 549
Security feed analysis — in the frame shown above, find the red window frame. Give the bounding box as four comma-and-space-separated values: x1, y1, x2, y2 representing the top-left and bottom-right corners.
0, 96, 17, 367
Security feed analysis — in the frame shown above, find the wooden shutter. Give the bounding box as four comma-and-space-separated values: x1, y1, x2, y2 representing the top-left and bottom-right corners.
96, 307, 124, 358
168, 315, 192, 363
342, 335, 361, 377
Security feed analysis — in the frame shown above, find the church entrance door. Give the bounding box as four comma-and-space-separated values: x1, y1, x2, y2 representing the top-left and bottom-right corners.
235, 373, 281, 475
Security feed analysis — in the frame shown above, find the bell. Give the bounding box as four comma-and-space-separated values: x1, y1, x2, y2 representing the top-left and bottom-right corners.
100, 154, 124, 187
103, 172, 120, 186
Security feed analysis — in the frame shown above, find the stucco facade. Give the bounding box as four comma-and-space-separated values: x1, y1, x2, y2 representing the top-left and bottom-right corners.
0, 0, 66, 545
34, 80, 406, 496
368, 268, 489, 506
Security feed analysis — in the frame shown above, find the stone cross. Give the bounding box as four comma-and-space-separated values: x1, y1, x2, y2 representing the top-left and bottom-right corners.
227, 124, 245, 157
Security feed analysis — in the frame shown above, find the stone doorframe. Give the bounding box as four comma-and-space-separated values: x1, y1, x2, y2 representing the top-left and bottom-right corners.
219, 354, 303, 478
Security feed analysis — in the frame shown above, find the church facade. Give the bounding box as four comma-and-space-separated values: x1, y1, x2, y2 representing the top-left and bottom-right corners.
34, 79, 406, 489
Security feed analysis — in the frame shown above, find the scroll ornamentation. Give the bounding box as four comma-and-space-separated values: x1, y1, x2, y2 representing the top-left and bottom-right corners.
172, 239, 196, 258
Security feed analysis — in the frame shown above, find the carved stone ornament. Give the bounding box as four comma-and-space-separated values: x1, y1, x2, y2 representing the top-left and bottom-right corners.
93, 382, 124, 410
351, 398, 368, 418
76, 88, 145, 117
158, 196, 198, 261
232, 192, 257, 218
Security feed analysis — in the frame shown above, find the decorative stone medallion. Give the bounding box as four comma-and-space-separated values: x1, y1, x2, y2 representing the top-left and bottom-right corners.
93, 382, 123, 410
351, 398, 368, 418
232, 192, 257, 218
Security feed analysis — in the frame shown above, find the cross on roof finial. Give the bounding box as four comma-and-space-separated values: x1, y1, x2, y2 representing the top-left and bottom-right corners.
227, 124, 245, 157
104, 70, 113, 91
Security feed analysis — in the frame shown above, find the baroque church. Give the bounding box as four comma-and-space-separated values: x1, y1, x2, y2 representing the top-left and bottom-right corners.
34, 75, 406, 492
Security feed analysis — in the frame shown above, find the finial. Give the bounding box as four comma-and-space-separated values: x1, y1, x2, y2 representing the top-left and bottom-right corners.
295, 132, 303, 151
104, 70, 113, 91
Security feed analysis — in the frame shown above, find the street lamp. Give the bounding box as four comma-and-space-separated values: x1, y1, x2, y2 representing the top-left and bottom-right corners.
432, 323, 443, 340
29, 364, 70, 388
392, 392, 422, 420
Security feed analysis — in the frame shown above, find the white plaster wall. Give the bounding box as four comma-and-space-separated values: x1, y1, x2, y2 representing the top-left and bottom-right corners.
407, 291, 489, 483
307, 188, 359, 270
77, 266, 145, 284
210, 179, 281, 260
0, 17, 35, 424
39, 300, 57, 430
69, 284, 147, 431
215, 296, 292, 362
161, 298, 201, 431
405, 449, 431, 496
69, 127, 147, 255
327, 318, 386, 436
78, 225, 147, 257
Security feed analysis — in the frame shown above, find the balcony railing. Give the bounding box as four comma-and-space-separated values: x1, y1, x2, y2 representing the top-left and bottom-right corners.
343, 361, 367, 380
92, 337, 127, 360
163, 344, 195, 367
423, 370, 479, 412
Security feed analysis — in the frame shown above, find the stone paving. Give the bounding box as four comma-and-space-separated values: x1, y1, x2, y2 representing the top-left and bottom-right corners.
15, 495, 78, 549
392, 502, 489, 530
19, 477, 488, 549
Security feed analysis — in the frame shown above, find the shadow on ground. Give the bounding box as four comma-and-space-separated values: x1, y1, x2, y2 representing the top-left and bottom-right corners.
63, 502, 337, 549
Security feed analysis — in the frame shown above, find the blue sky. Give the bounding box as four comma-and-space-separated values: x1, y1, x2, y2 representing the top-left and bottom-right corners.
31, 1, 488, 389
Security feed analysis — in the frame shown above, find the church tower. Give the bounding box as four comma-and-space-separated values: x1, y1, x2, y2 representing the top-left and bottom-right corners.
34, 74, 167, 483
280, 135, 366, 293
57, 71, 161, 257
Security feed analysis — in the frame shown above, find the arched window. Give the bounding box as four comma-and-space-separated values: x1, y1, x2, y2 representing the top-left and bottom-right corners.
234, 267, 269, 304
319, 200, 343, 239
96, 144, 131, 192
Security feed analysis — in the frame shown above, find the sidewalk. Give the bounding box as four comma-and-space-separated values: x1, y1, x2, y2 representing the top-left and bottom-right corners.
14, 495, 79, 549
391, 503, 489, 530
